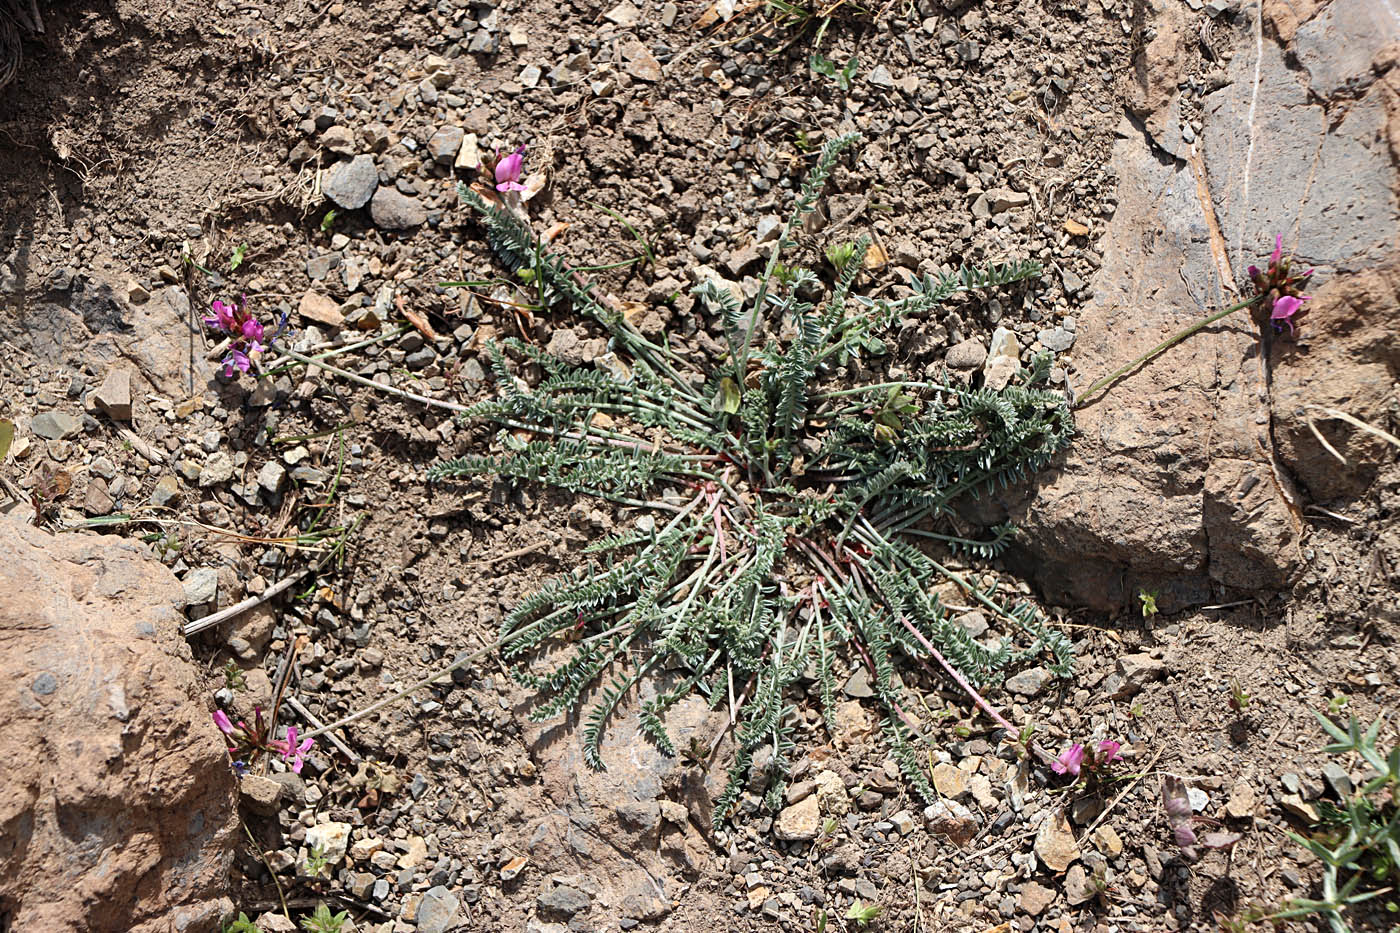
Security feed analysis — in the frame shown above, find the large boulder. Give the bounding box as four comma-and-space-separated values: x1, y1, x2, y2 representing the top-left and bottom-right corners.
997, 0, 1399, 610
0, 516, 237, 932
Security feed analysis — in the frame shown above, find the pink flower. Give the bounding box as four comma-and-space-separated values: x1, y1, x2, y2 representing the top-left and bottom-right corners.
494, 144, 528, 193
1051, 743, 1086, 777
213, 710, 235, 735
204, 299, 238, 331
222, 348, 252, 378
1269, 234, 1282, 267
241, 317, 265, 342
1096, 739, 1123, 764
278, 726, 314, 774
1270, 294, 1310, 334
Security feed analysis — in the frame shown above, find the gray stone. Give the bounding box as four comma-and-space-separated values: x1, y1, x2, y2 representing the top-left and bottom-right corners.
842, 667, 875, 699
1322, 762, 1354, 798
93, 369, 133, 420
198, 452, 235, 487
428, 126, 465, 165
604, 0, 640, 25
1204, 39, 1397, 269
417, 885, 462, 933
538, 884, 591, 916
945, 337, 987, 370
954, 611, 988, 638
1037, 326, 1076, 352
1294, 0, 1394, 99
987, 188, 1029, 212
323, 155, 378, 210
616, 799, 660, 832
868, 64, 894, 87
1004, 667, 1054, 697
370, 187, 427, 230
83, 479, 115, 516
31, 411, 81, 440
1060, 267, 1086, 296
257, 461, 286, 494
182, 568, 218, 605
149, 475, 181, 507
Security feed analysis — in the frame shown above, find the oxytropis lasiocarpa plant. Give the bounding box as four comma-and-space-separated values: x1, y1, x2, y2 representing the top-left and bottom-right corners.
430, 134, 1076, 819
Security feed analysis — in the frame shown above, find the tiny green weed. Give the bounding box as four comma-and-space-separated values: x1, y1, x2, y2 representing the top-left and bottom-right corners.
299, 903, 348, 933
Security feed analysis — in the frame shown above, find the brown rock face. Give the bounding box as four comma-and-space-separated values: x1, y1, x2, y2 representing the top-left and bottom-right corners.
996, 0, 1399, 610
0, 517, 237, 932
1271, 259, 1400, 501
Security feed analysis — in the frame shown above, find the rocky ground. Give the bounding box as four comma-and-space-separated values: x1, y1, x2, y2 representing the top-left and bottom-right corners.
2, 0, 1399, 931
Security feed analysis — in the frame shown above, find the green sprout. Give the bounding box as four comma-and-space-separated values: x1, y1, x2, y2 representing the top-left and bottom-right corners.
299, 903, 348, 933
825, 239, 860, 272
845, 899, 882, 927
1138, 590, 1158, 619
320, 209, 338, 232
1228, 678, 1250, 712
222, 914, 260, 933
223, 659, 248, 692
302, 844, 330, 879
809, 52, 858, 91
229, 243, 249, 272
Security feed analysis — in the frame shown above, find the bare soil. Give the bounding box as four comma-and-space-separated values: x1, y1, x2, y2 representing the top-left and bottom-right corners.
2, 0, 1399, 931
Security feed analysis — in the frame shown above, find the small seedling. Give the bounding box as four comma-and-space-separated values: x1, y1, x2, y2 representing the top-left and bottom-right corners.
811, 908, 828, 933
1009, 722, 1038, 761
845, 899, 882, 928
302, 844, 331, 880
320, 209, 337, 232
223, 659, 248, 692
299, 903, 348, 933
229, 243, 249, 272
1227, 678, 1250, 712
1128, 700, 1145, 720
1327, 694, 1351, 716
809, 52, 858, 91
222, 914, 259, 933
1138, 590, 1158, 619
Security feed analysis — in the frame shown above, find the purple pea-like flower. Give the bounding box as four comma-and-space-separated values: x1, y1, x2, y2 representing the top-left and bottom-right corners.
205, 299, 238, 331
495, 144, 528, 193
222, 348, 252, 378
278, 726, 314, 774
213, 710, 235, 735
1051, 743, 1086, 777
1270, 295, 1309, 334
1096, 739, 1123, 765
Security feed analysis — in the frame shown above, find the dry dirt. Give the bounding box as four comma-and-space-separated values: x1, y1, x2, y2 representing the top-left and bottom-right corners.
2, 0, 1399, 931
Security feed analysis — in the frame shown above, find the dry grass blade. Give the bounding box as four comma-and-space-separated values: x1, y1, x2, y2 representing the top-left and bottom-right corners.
1304, 404, 1400, 465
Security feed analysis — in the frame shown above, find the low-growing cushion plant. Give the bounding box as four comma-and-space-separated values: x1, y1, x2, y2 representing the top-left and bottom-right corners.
429, 133, 1075, 818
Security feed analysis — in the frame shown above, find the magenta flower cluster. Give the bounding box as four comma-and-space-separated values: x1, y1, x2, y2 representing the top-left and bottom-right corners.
203, 296, 288, 378
1247, 234, 1314, 336
1050, 738, 1122, 778
214, 708, 314, 775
